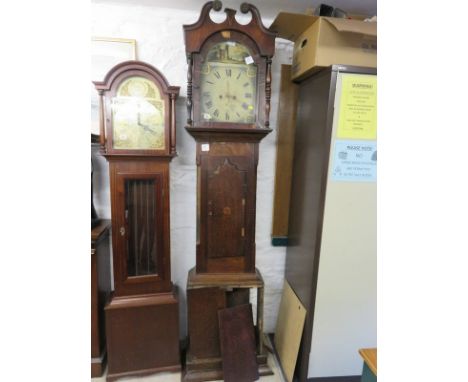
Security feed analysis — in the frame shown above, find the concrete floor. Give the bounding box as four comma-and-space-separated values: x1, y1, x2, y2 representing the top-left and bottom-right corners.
92, 337, 286, 382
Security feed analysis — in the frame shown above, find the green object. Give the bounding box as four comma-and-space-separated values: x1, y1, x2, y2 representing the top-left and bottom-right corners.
361, 362, 377, 382
271, 236, 289, 246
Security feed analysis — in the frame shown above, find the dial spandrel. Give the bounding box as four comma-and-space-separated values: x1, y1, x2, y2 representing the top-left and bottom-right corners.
112, 76, 166, 150
200, 42, 257, 124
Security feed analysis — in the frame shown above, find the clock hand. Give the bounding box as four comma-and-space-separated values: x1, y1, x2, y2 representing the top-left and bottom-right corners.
143, 126, 156, 134
137, 112, 156, 134
226, 79, 230, 103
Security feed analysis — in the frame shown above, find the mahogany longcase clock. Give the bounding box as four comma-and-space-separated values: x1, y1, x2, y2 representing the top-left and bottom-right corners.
185, 0, 276, 275
94, 61, 180, 381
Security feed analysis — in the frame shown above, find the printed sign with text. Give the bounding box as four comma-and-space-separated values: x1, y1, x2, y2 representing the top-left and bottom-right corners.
331, 140, 377, 182
337, 74, 377, 140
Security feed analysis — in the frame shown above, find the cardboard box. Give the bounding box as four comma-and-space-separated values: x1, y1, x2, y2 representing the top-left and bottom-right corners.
270, 13, 377, 81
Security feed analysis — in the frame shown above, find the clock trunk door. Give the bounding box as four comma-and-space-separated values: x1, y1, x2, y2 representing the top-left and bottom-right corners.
198, 147, 255, 273
112, 164, 170, 296
207, 157, 247, 258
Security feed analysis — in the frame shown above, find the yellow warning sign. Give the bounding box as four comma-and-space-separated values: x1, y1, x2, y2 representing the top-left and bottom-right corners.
337, 74, 377, 140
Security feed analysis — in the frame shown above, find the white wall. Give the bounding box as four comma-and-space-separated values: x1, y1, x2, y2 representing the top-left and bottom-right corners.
91, 1, 293, 337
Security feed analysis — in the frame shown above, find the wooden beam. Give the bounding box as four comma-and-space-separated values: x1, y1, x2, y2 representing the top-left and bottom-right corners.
271, 64, 299, 243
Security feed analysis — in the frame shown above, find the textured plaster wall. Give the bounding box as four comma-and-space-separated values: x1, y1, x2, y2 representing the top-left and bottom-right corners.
91, 1, 293, 337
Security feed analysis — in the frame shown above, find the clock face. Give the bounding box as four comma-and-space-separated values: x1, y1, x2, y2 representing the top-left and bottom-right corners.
111, 76, 165, 150
200, 42, 257, 124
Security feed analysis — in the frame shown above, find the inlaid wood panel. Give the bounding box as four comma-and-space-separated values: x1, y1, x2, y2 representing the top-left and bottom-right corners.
196, 141, 257, 273
206, 158, 247, 258
208, 142, 253, 156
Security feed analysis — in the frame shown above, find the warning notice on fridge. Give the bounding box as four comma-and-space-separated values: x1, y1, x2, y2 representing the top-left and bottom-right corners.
337, 74, 377, 140
331, 140, 377, 182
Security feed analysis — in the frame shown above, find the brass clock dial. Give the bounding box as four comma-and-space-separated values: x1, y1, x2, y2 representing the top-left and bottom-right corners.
111, 76, 166, 150
200, 42, 257, 124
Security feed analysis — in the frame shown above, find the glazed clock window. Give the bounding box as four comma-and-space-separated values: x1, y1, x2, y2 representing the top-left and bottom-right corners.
111, 76, 166, 150
200, 41, 257, 124
125, 179, 158, 277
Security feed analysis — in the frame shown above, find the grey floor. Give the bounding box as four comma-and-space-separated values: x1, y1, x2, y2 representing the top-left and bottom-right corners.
92, 337, 286, 382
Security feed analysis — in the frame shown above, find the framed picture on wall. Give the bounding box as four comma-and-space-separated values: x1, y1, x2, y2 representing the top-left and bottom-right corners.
91, 37, 137, 135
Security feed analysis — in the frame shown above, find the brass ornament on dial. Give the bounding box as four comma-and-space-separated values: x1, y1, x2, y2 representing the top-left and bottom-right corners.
200, 42, 257, 124
111, 76, 166, 150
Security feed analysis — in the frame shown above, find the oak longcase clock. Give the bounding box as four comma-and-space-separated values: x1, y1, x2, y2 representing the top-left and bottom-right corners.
183, 4, 276, 381
94, 61, 181, 381
184, 1, 276, 274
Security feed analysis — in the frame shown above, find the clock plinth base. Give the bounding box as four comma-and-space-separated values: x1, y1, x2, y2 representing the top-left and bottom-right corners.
105, 288, 181, 382
91, 350, 106, 378
184, 268, 271, 381
182, 353, 272, 382
107, 364, 181, 382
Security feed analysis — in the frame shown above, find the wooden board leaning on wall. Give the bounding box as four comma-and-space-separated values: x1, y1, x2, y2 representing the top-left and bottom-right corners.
271, 65, 299, 246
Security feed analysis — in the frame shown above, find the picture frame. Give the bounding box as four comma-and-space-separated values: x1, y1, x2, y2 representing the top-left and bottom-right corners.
91, 37, 137, 135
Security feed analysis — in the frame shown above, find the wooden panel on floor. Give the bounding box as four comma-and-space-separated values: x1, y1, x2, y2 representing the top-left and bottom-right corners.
359, 348, 377, 376
271, 64, 299, 244
218, 304, 259, 382
274, 280, 307, 382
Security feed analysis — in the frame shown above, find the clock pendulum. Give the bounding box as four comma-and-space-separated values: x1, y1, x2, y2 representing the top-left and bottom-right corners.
183, 2, 276, 381
94, 61, 181, 381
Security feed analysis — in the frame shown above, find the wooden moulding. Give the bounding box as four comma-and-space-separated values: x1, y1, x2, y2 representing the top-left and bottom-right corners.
185, 126, 272, 143
271, 64, 299, 245
187, 267, 264, 289
184, 352, 271, 382
106, 364, 181, 382
91, 353, 106, 378
183, 1, 275, 57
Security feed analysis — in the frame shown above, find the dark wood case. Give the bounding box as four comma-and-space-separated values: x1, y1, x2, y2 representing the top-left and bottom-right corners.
184, 1, 276, 275
193, 138, 268, 274
94, 61, 181, 381
108, 158, 172, 296
183, 3, 276, 380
